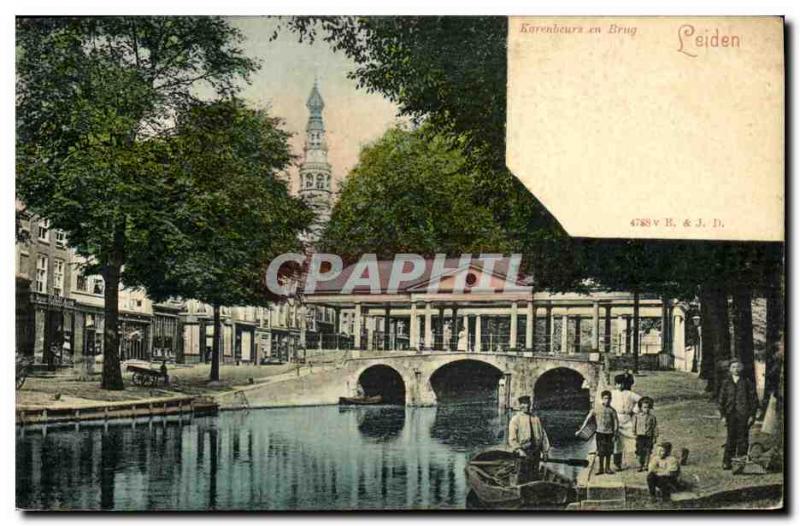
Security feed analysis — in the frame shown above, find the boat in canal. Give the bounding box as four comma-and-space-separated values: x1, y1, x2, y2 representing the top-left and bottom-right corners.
465, 448, 577, 508
338, 394, 383, 406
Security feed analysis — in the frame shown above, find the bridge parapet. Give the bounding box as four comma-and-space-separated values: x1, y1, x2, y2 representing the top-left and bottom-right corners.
340, 351, 605, 407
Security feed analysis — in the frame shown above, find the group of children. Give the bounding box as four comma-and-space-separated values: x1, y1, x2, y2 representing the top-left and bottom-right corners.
594, 388, 681, 499
595, 389, 658, 473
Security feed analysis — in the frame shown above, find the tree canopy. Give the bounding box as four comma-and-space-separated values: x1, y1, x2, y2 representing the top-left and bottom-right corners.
320, 125, 511, 259
16, 17, 259, 389
141, 99, 313, 308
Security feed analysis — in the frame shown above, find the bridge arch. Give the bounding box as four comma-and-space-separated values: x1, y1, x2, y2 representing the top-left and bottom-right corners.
429, 358, 504, 404
356, 364, 406, 404
533, 366, 591, 411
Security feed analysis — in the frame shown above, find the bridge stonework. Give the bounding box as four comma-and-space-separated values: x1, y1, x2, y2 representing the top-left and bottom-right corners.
345, 352, 605, 407
216, 351, 607, 410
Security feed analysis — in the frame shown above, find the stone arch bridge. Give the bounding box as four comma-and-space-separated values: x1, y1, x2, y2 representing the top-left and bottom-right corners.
217, 351, 607, 409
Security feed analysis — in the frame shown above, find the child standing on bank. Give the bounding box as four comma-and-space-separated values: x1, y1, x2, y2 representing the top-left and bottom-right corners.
633, 396, 658, 472
594, 390, 619, 475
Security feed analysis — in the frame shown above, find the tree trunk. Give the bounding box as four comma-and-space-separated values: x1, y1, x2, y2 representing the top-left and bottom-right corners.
699, 286, 715, 389
101, 260, 124, 390
732, 286, 756, 386
699, 283, 730, 398
210, 303, 221, 382
762, 265, 784, 410
632, 289, 640, 374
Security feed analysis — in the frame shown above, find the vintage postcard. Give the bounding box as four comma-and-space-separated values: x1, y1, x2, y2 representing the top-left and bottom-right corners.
14, 15, 784, 511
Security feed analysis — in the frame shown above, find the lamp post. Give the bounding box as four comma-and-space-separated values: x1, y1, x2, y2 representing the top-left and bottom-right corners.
691, 314, 701, 373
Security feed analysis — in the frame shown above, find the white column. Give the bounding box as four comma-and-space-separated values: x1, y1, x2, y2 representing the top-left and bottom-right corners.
616, 315, 626, 355
353, 304, 362, 349
672, 310, 686, 365
410, 303, 418, 348
525, 301, 534, 350
463, 314, 470, 351
509, 302, 518, 350
475, 315, 482, 352
561, 313, 570, 354
299, 305, 307, 348
367, 316, 374, 350
592, 301, 600, 352
424, 302, 433, 349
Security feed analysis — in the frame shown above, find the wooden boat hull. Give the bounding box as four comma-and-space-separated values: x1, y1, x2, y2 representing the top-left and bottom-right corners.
465, 448, 575, 508
338, 395, 383, 405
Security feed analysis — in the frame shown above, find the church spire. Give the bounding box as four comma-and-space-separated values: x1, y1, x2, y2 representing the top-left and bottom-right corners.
299, 80, 332, 245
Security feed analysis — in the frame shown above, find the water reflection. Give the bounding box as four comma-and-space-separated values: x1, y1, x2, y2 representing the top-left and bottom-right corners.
350, 406, 405, 442
430, 401, 506, 451
17, 403, 589, 511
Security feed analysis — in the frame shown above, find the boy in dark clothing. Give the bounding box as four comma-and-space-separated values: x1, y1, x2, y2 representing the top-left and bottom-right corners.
633, 396, 658, 471
594, 390, 619, 475
718, 360, 759, 470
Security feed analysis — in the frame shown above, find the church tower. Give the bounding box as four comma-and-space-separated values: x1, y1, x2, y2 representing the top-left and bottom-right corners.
299, 80, 333, 244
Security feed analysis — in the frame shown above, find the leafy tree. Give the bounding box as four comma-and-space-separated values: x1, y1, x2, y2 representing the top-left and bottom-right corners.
321, 125, 511, 259
136, 100, 313, 382
17, 17, 258, 389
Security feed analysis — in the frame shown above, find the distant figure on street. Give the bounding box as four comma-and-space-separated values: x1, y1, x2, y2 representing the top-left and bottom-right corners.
718, 360, 758, 470
611, 374, 642, 469
508, 395, 550, 483
647, 441, 680, 501
594, 390, 619, 475
457, 326, 468, 351
621, 368, 636, 391
160, 360, 169, 386
633, 396, 658, 471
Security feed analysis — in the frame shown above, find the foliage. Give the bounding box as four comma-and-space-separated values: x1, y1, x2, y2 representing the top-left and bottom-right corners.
137, 99, 314, 307
320, 125, 511, 259
16, 17, 259, 389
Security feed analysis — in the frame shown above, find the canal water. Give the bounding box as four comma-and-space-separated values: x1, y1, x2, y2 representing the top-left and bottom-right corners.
16, 403, 590, 511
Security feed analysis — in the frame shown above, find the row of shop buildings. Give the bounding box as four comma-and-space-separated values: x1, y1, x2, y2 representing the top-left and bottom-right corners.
14, 205, 348, 367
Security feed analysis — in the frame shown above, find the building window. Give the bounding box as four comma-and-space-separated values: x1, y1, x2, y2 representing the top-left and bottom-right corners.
92, 276, 105, 295
53, 259, 65, 296
76, 273, 88, 292
37, 220, 50, 243
36, 255, 48, 293
55, 230, 66, 248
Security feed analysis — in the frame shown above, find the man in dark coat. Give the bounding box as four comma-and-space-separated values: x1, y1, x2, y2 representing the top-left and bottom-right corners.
718, 360, 759, 470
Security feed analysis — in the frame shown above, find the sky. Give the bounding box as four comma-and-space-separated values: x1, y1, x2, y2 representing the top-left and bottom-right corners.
225, 17, 402, 194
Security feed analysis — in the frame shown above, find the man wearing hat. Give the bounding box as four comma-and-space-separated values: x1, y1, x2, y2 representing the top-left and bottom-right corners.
508, 395, 550, 483
718, 360, 759, 470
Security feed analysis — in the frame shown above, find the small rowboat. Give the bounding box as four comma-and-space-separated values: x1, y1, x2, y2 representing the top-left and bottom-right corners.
338, 395, 383, 406
465, 448, 577, 508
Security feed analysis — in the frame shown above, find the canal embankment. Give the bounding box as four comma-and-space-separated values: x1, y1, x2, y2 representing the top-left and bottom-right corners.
573, 370, 783, 510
